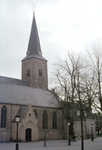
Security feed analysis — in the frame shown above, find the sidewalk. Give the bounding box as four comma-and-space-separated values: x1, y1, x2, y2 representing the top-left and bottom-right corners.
0, 137, 102, 150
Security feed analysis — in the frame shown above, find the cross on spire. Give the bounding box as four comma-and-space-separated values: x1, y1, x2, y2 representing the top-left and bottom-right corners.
33, 3, 35, 15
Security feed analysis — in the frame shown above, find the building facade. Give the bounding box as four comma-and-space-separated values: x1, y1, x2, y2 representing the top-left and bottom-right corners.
0, 14, 67, 142
73, 105, 96, 139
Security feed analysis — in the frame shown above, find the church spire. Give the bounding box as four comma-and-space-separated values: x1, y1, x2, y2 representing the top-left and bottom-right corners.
27, 14, 42, 55
22, 13, 48, 89
22, 13, 46, 61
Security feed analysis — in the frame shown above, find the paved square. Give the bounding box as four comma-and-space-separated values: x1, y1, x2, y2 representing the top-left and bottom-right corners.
0, 137, 102, 150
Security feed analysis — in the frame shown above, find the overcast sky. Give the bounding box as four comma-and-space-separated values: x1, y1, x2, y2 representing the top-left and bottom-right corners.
0, 0, 102, 80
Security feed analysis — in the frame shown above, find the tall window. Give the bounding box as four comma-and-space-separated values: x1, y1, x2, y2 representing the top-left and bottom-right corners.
34, 109, 37, 117
1, 106, 7, 128
43, 110, 47, 129
53, 112, 57, 129
26, 70, 30, 76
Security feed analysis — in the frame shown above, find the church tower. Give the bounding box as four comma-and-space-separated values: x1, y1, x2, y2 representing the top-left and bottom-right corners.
22, 14, 48, 89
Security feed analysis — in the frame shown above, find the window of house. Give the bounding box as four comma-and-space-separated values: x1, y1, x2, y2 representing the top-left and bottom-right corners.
1, 106, 7, 128
83, 111, 87, 117
43, 110, 47, 129
39, 69, 43, 76
79, 122, 81, 130
74, 123, 77, 130
53, 112, 57, 129
77, 111, 80, 116
26, 70, 30, 76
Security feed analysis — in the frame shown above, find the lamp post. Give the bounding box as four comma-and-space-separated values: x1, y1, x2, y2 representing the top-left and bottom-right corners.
44, 130, 47, 147
15, 113, 21, 150
67, 121, 71, 145
91, 124, 94, 141
84, 111, 87, 138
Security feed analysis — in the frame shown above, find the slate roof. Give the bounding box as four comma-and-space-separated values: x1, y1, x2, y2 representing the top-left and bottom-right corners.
0, 76, 60, 108
18, 106, 28, 117
13, 106, 28, 122
0, 76, 30, 86
22, 14, 47, 62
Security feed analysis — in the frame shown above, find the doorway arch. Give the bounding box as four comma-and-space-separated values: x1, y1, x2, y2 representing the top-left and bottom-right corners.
26, 128, 32, 142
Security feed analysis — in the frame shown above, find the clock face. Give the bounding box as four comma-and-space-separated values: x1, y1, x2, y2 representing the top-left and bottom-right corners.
38, 51, 42, 56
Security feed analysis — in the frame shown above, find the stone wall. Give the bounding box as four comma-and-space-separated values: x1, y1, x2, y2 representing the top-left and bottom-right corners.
22, 58, 48, 89
86, 119, 96, 138
0, 104, 12, 141
35, 106, 67, 140
0, 104, 67, 142
74, 119, 96, 140
74, 120, 86, 139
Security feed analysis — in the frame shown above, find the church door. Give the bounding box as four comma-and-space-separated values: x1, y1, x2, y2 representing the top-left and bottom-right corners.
26, 128, 31, 142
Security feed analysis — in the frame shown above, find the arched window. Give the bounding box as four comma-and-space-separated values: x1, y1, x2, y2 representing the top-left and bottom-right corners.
1, 105, 7, 128
34, 109, 37, 117
53, 111, 57, 129
43, 110, 47, 129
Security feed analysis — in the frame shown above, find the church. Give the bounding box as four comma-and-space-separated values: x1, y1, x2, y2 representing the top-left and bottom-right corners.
0, 14, 67, 142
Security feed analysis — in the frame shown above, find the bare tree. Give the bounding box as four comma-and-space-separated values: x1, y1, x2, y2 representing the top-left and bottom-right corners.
53, 52, 85, 102
51, 51, 95, 150
52, 52, 89, 142
86, 42, 102, 113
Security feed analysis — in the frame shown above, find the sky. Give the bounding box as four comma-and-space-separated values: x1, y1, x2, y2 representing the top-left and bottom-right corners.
0, 0, 102, 81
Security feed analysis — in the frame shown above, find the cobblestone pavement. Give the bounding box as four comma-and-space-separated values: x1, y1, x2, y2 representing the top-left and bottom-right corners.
0, 137, 102, 150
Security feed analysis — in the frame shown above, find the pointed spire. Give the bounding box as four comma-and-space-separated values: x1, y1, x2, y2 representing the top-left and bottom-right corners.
27, 14, 42, 55
22, 13, 47, 61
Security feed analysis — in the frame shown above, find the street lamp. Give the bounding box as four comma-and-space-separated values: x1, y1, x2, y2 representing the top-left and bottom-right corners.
67, 121, 71, 145
15, 113, 21, 150
44, 129, 47, 147
91, 124, 94, 141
